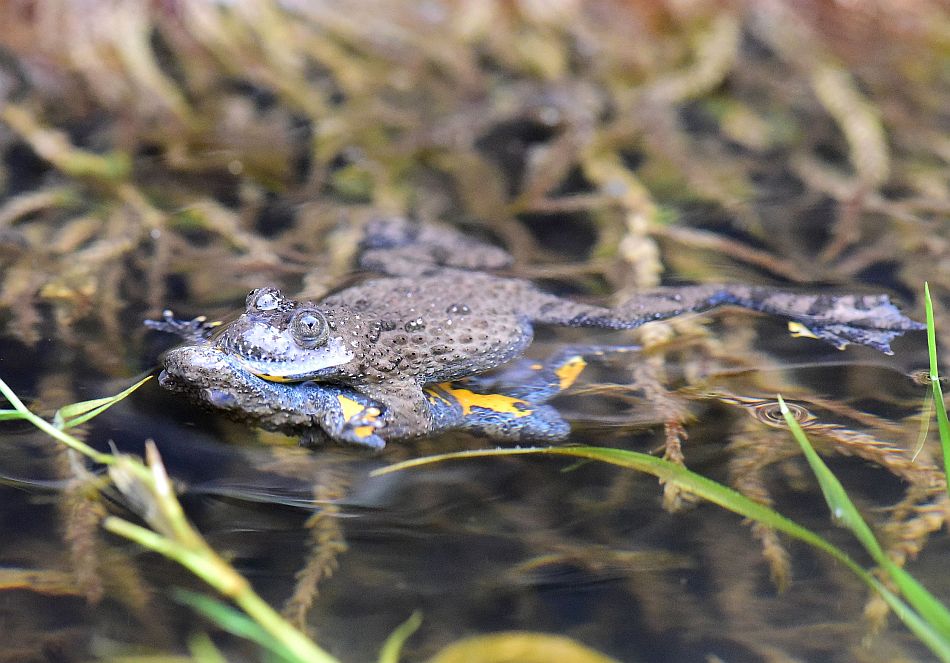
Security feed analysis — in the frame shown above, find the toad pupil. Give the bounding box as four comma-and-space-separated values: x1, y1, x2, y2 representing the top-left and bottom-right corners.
148, 217, 924, 449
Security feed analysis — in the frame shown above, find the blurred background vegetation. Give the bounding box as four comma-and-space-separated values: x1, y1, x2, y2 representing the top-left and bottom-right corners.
0, 0, 947, 363
0, 1, 948, 661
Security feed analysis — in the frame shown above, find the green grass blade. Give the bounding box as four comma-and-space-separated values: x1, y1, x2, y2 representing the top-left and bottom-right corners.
0, 410, 24, 421
187, 632, 229, 663
374, 446, 950, 662
883, 564, 950, 642
1, 378, 337, 662
933, 379, 950, 476
0, 376, 114, 464
777, 396, 884, 554
925, 283, 950, 493
928, 283, 940, 379
868, 575, 950, 661
0, 375, 30, 412
173, 589, 301, 663
54, 375, 152, 430
377, 611, 423, 663
778, 395, 950, 639
375, 447, 865, 574
54, 396, 117, 429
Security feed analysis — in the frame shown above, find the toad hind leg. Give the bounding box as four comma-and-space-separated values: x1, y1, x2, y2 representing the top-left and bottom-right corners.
522, 284, 923, 354
460, 344, 640, 404
358, 217, 512, 276
425, 345, 639, 443
425, 382, 570, 443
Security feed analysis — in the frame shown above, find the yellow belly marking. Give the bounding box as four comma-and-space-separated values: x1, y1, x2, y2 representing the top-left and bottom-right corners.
425, 386, 452, 406
256, 373, 297, 383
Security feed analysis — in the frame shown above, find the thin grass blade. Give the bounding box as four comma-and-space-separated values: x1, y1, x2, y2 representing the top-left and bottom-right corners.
868, 575, 950, 662
53, 375, 151, 430
374, 446, 950, 661
925, 283, 950, 492
777, 396, 884, 552
173, 589, 301, 663
779, 395, 950, 639
375, 447, 861, 573
0, 377, 113, 464
0, 375, 29, 412
187, 632, 229, 663
378, 611, 423, 663
912, 391, 932, 462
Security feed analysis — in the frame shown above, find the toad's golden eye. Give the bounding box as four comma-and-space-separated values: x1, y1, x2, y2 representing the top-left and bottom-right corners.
290, 308, 329, 348
247, 286, 281, 312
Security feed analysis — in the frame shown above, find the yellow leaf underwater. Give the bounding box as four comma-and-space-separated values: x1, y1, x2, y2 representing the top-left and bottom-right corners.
428, 631, 620, 663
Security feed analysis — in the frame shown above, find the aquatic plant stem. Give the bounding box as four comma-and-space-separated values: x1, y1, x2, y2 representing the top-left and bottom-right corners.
924, 283, 950, 492
378, 611, 422, 663
0, 376, 114, 465
0, 376, 337, 662
103, 517, 337, 663
779, 394, 950, 645
376, 445, 950, 661
104, 444, 340, 663
0, 104, 130, 182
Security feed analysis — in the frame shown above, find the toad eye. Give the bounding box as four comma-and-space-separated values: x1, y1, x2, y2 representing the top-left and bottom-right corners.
290, 308, 329, 348
247, 286, 281, 312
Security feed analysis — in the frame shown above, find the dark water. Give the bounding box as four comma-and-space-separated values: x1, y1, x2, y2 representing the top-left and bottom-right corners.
0, 308, 938, 662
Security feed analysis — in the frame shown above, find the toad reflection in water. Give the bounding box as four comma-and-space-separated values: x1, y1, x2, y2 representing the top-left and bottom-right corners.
148, 218, 924, 449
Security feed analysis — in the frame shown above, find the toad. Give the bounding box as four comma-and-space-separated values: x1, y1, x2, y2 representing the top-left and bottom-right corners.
154, 336, 618, 449
148, 217, 924, 447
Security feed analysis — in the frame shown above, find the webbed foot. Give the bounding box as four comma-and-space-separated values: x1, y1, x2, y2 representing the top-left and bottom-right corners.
777, 294, 926, 354
341, 407, 387, 449
305, 404, 388, 450
145, 310, 222, 343
321, 390, 389, 449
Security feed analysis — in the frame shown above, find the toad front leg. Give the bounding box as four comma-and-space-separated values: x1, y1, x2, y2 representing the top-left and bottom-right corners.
156, 343, 390, 449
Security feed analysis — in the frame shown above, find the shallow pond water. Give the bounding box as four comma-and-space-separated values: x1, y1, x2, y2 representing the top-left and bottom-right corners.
0, 2, 947, 662
0, 311, 939, 662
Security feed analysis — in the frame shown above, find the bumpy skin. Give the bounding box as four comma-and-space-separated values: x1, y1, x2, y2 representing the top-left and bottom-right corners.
149, 216, 924, 446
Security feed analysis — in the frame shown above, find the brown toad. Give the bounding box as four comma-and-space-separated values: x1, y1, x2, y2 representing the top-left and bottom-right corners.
188, 217, 924, 440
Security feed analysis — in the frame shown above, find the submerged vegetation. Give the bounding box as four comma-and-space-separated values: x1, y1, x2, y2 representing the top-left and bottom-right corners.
2, 286, 949, 660
0, 0, 948, 661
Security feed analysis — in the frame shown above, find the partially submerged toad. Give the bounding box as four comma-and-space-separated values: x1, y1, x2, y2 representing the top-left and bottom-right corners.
154, 338, 618, 449
149, 218, 924, 448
